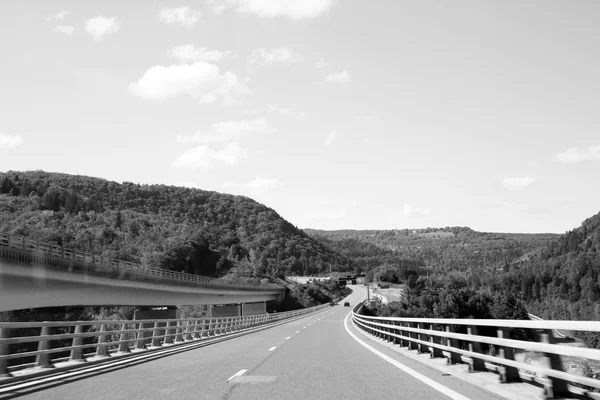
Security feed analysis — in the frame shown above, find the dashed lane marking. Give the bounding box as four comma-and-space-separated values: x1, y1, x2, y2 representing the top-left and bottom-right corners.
286, 337, 291, 340
268, 346, 277, 351
227, 369, 247, 382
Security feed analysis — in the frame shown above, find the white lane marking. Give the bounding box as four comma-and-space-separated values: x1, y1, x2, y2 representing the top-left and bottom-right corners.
303, 326, 306, 329
0, 307, 323, 394
286, 336, 291, 340
343, 312, 470, 400
268, 346, 277, 351
228, 369, 247, 381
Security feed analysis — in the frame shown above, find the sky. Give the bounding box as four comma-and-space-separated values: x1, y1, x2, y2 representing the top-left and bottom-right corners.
0, 0, 599, 234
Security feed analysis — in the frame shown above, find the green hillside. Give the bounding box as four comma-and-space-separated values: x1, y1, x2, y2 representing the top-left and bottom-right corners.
0, 171, 352, 283
305, 227, 558, 277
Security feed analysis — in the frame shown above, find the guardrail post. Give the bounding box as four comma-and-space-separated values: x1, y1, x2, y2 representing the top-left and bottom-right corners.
150, 322, 162, 348
408, 323, 418, 351
135, 322, 147, 350
70, 325, 86, 362
164, 320, 174, 344
397, 322, 406, 347
384, 321, 392, 342
193, 320, 201, 339
417, 323, 430, 354
496, 327, 519, 382
429, 324, 443, 358
391, 321, 401, 345
200, 319, 209, 338
183, 320, 194, 341
117, 323, 131, 353
445, 325, 462, 365
539, 330, 569, 398
0, 328, 12, 377
35, 326, 54, 368
174, 320, 184, 343
466, 326, 486, 372
96, 324, 108, 357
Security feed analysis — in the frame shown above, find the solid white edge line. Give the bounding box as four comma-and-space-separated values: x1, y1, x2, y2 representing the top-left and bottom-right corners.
227, 369, 247, 381
344, 312, 471, 400
268, 346, 277, 351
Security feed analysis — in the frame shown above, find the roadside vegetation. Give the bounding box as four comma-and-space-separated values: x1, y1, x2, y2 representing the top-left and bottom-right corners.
348, 212, 600, 348
0, 171, 351, 282
281, 279, 351, 311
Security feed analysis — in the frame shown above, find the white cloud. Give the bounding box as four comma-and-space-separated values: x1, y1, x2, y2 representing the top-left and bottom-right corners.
158, 7, 202, 28
324, 130, 336, 146
206, 0, 228, 14
268, 104, 306, 117
332, 208, 347, 218
171, 141, 249, 171
315, 58, 332, 69
176, 118, 275, 143
45, 11, 70, 21
230, 0, 337, 20
85, 16, 121, 41
0, 134, 23, 149
268, 104, 291, 115
129, 62, 249, 104
169, 45, 233, 63
324, 69, 351, 84
556, 145, 600, 164
403, 204, 431, 219
249, 47, 302, 67
54, 25, 74, 36
502, 176, 535, 191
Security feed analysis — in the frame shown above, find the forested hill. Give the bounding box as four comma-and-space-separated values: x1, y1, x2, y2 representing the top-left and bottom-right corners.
501, 210, 600, 324
0, 171, 351, 281
305, 227, 558, 275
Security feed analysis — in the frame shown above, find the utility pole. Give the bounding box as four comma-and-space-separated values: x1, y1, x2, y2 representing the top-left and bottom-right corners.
329, 264, 332, 279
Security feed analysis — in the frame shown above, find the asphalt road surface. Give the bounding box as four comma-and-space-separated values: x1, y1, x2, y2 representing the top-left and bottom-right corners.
10, 286, 506, 400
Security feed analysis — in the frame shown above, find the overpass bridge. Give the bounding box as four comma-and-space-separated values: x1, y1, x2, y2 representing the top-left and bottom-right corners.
0, 233, 285, 312
1, 286, 600, 399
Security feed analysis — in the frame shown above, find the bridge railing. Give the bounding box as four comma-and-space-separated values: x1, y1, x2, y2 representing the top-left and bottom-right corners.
352, 303, 600, 399
0, 303, 330, 380
0, 232, 281, 291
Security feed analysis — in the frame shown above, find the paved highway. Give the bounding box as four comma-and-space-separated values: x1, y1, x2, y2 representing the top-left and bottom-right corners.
7, 286, 506, 400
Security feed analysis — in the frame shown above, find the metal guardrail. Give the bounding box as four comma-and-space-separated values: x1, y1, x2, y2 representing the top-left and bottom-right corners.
352, 302, 600, 399
0, 232, 282, 291
0, 303, 330, 380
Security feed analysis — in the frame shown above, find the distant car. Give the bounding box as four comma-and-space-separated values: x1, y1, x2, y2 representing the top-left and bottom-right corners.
344, 301, 350, 307
329, 301, 336, 306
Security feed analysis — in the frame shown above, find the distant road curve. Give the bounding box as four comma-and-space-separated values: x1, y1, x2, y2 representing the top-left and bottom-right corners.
528, 313, 568, 339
